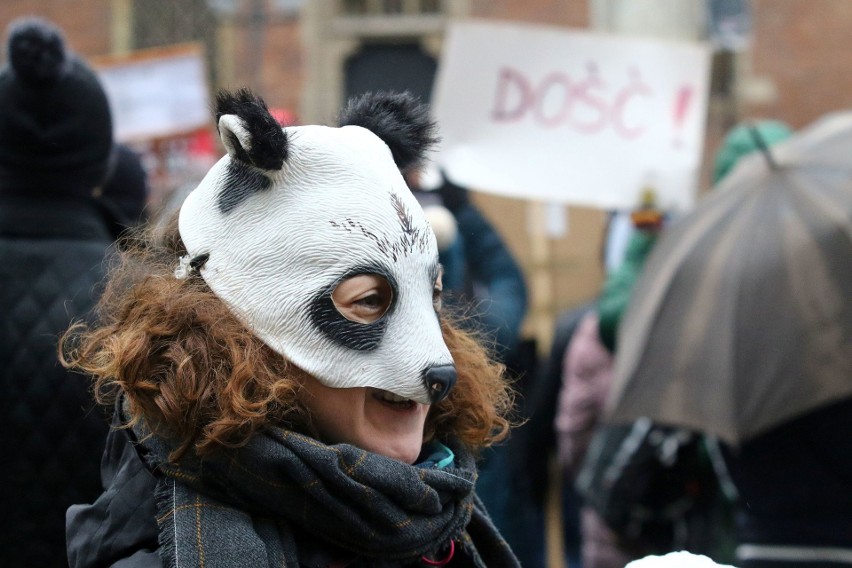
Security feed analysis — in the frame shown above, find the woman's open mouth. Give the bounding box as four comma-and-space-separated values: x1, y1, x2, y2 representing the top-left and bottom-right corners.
372, 389, 416, 410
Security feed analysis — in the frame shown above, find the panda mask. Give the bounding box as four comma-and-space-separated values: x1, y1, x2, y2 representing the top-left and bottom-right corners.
177, 89, 456, 405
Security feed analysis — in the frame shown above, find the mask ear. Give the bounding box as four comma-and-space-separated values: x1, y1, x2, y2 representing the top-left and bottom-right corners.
215, 88, 288, 170
338, 91, 439, 172
218, 114, 253, 161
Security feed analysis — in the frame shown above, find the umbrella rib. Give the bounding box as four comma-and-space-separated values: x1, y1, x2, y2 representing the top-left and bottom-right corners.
748, 124, 780, 170
787, 166, 852, 245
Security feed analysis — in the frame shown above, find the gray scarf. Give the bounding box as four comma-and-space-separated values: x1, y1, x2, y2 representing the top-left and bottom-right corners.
135, 422, 519, 567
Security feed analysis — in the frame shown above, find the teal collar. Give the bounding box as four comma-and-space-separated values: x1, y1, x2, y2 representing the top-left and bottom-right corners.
416, 441, 455, 469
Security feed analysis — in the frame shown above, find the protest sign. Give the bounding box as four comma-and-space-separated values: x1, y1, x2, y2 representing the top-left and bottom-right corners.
94, 44, 210, 142
431, 21, 711, 210
93, 44, 216, 209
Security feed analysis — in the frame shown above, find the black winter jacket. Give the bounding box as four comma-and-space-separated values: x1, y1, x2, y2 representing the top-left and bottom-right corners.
722, 397, 852, 566
1, 193, 114, 567
67, 414, 161, 568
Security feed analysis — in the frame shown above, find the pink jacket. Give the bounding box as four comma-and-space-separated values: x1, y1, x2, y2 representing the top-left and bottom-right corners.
554, 311, 614, 479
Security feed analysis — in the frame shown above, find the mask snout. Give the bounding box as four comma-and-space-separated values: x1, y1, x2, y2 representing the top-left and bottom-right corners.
423, 364, 457, 403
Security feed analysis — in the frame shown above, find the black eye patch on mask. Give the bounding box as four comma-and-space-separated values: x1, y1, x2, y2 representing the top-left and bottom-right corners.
309, 266, 398, 352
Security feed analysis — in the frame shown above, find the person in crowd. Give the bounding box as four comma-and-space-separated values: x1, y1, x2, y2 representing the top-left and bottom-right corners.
410, 167, 528, 364
520, 301, 593, 568
0, 17, 116, 567
519, 198, 640, 568
63, 89, 520, 567
555, 189, 666, 568
711, 119, 792, 184
722, 398, 852, 568
560, 120, 798, 568
712, 120, 852, 568
98, 143, 150, 238
562, 189, 730, 566
408, 166, 538, 566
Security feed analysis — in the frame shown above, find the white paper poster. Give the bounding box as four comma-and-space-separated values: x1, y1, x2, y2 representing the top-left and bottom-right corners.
431, 21, 711, 211
95, 45, 210, 142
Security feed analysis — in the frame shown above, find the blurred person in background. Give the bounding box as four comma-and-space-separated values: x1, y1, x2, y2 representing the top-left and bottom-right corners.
98, 143, 150, 239
0, 17, 115, 566
712, 120, 852, 568
409, 167, 528, 364
710, 120, 792, 185
407, 166, 539, 566
562, 120, 798, 568
555, 188, 668, 568
517, 197, 648, 568
560, 190, 731, 567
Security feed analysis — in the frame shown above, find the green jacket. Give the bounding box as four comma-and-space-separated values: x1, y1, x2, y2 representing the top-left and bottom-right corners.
597, 230, 658, 353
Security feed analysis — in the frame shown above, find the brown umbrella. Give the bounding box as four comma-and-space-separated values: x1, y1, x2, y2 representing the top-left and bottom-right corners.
605, 111, 852, 445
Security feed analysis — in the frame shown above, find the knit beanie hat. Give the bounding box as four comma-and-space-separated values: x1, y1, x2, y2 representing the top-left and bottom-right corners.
0, 17, 113, 195
712, 119, 792, 185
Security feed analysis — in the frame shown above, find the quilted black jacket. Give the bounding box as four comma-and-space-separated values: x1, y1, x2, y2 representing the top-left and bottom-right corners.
0, 193, 114, 567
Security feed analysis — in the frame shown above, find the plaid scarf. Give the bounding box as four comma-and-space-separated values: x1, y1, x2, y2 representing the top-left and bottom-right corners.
135, 422, 519, 567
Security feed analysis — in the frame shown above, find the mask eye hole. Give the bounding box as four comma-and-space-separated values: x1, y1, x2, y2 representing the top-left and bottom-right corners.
433, 270, 444, 313
331, 274, 393, 324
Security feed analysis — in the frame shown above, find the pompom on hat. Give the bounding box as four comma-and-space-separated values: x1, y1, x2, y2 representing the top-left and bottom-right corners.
0, 17, 113, 195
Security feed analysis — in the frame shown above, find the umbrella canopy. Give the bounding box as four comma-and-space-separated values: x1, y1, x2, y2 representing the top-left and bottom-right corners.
606, 111, 852, 445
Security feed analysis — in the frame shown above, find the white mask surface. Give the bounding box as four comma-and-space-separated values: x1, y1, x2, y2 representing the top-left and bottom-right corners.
178, 90, 454, 404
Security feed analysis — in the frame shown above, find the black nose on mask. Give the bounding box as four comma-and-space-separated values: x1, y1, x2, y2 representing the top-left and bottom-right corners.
423, 364, 457, 404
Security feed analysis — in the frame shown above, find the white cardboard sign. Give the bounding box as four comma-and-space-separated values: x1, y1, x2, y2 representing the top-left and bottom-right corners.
95, 45, 210, 142
431, 21, 711, 211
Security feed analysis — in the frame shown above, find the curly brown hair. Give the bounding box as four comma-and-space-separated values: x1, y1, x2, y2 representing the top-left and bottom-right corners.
62, 216, 514, 462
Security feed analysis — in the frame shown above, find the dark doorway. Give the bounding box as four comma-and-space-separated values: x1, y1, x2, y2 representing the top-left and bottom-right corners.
344, 42, 437, 103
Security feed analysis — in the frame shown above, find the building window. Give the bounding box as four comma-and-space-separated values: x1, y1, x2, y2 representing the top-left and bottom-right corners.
132, 0, 219, 84
340, 0, 444, 15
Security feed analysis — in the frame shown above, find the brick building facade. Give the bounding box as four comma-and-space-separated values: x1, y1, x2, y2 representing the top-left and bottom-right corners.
1, 0, 849, 348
